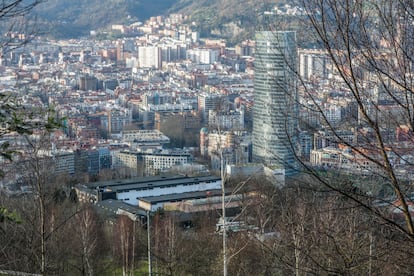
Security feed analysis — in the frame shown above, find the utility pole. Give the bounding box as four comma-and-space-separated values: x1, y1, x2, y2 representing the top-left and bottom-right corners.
369, 231, 374, 276
221, 151, 227, 276
131, 218, 136, 275
147, 211, 152, 276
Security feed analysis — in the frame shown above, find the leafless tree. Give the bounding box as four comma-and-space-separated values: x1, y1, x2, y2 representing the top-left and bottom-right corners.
151, 211, 222, 276
0, 0, 45, 52
111, 214, 146, 276
113, 215, 134, 276
242, 182, 414, 275
66, 204, 102, 276
264, 0, 414, 240
0, 0, 49, 231
152, 213, 182, 275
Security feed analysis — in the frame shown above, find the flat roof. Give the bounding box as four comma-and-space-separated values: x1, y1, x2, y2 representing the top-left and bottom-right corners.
119, 150, 191, 157
95, 199, 147, 217
85, 174, 221, 193
140, 189, 233, 204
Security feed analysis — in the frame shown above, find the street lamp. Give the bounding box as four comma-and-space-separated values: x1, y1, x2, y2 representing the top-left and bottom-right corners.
147, 210, 152, 276
221, 151, 228, 276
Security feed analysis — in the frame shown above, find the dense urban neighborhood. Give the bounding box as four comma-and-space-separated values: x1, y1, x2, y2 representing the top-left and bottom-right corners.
1, 1, 414, 275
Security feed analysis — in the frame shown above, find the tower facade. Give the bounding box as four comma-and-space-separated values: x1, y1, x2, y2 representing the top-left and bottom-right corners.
252, 31, 298, 176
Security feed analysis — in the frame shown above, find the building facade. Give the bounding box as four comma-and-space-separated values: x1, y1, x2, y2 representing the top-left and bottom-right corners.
298, 49, 330, 80
252, 31, 299, 176
198, 94, 224, 122
208, 109, 245, 130
138, 46, 162, 69
114, 149, 192, 176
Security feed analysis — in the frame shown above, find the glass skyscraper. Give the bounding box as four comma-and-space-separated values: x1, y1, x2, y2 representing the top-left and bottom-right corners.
252, 31, 298, 177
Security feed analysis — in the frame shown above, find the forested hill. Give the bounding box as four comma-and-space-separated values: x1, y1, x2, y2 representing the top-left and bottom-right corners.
170, 0, 282, 44
33, 0, 178, 38
31, 0, 285, 39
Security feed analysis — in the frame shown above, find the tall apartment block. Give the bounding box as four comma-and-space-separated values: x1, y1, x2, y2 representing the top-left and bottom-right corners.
252, 31, 299, 177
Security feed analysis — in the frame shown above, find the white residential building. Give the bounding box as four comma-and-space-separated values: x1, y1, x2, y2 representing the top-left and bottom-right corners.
138, 46, 162, 69
187, 48, 220, 64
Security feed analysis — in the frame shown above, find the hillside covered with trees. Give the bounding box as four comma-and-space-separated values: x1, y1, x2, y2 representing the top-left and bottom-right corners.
32, 0, 178, 38
30, 0, 286, 39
